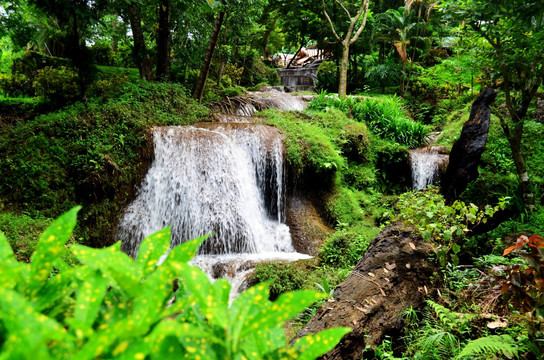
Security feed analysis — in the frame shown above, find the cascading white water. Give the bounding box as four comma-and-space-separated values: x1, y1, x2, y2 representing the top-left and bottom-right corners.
118, 123, 310, 296
409, 147, 449, 190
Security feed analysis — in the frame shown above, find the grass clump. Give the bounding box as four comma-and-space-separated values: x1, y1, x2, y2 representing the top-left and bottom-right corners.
353, 95, 430, 148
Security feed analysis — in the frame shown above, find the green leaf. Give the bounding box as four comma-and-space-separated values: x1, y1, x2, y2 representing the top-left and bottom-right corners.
450, 253, 459, 266
135, 227, 171, 278
28, 206, 81, 292
69, 267, 108, 336
0, 287, 74, 359
422, 230, 432, 242
293, 327, 352, 360
452, 243, 461, 254
165, 234, 209, 264
72, 243, 141, 297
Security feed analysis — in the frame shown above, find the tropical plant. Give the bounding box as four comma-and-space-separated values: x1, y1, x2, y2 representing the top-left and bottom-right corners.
352, 96, 429, 148
374, 7, 430, 94
391, 187, 507, 266
0, 207, 350, 358
402, 300, 518, 359
498, 234, 544, 355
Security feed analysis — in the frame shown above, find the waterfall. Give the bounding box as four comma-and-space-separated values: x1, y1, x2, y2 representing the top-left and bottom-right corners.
117, 123, 310, 296
409, 147, 449, 190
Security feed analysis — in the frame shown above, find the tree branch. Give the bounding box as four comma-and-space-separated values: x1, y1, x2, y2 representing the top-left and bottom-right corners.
322, 0, 343, 44
334, 0, 352, 19
350, 0, 370, 45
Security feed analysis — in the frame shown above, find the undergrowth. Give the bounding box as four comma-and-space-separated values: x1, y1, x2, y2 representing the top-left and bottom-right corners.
0, 81, 210, 247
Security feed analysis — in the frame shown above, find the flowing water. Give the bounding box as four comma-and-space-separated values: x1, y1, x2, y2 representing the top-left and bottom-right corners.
118, 122, 311, 298
409, 146, 449, 190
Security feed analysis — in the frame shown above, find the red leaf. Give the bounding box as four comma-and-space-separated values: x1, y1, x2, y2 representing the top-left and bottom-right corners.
503, 236, 529, 256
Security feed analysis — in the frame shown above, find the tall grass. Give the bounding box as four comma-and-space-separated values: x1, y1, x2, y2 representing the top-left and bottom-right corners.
307, 90, 357, 114
353, 96, 429, 148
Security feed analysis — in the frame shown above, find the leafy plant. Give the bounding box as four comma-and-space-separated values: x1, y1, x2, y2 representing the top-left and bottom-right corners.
0, 207, 350, 359
498, 234, 544, 354
391, 187, 507, 266
403, 300, 518, 360
352, 96, 429, 148
33, 66, 80, 105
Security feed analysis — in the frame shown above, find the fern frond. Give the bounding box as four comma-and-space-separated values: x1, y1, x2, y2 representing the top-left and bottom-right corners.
456, 335, 518, 360
425, 300, 474, 331
420, 330, 459, 358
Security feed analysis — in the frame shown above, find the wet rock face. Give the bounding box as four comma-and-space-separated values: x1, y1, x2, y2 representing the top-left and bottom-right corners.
441, 88, 497, 204
294, 224, 437, 360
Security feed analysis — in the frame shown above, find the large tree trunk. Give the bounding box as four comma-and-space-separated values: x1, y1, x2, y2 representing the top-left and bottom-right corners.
127, 3, 154, 81
441, 88, 496, 204
338, 44, 349, 97
155, 0, 170, 80
193, 9, 226, 103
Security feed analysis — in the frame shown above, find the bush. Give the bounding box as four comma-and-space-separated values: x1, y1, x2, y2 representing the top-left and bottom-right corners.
0, 73, 35, 97
33, 66, 80, 105
319, 228, 370, 268
315, 61, 338, 93
254, 262, 305, 300
0, 207, 350, 359
353, 96, 430, 148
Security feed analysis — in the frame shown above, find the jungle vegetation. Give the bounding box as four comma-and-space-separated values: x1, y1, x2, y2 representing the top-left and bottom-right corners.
1, 0, 543, 358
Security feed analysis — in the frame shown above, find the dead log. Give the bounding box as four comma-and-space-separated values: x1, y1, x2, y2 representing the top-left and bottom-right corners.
441, 88, 496, 204
293, 224, 438, 360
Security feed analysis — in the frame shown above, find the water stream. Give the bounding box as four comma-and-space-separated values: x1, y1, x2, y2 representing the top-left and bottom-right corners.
409, 146, 449, 190
117, 121, 310, 298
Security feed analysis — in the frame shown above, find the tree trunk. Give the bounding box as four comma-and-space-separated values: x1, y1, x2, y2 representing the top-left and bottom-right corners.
127, 3, 154, 81
507, 122, 534, 210
338, 44, 349, 97
155, 0, 170, 81
193, 9, 225, 103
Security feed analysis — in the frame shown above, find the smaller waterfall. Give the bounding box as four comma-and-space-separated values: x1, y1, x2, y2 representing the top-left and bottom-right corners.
409, 147, 449, 190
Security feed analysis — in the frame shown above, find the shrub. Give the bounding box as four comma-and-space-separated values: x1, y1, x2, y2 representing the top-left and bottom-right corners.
391, 187, 507, 267
87, 74, 129, 99
364, 62, 402, 92
315, 61, 338, 93
0, 207, 350, 359
353, 96, 430, 148
498, 234, 544, 354
254, 262, 305, 300
0, 73, 35, 97
33, 66, 80, 105
319, 228, 370, 268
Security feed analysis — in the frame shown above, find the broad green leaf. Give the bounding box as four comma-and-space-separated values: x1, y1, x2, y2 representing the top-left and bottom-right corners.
28, 206, 81, 292
452, 243, 461, 255
72, 243, 141, 297
229, 283, 271, 353
70, 268, 108, 336
293, 327, 352, 360
238, 290, 327, 339
175, 262, 228, 329
132, 265, 177, 329
166, 234, 209, 264
31, 268, 78, 313
0, 287, 74, 359
136, 227, 171, 278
